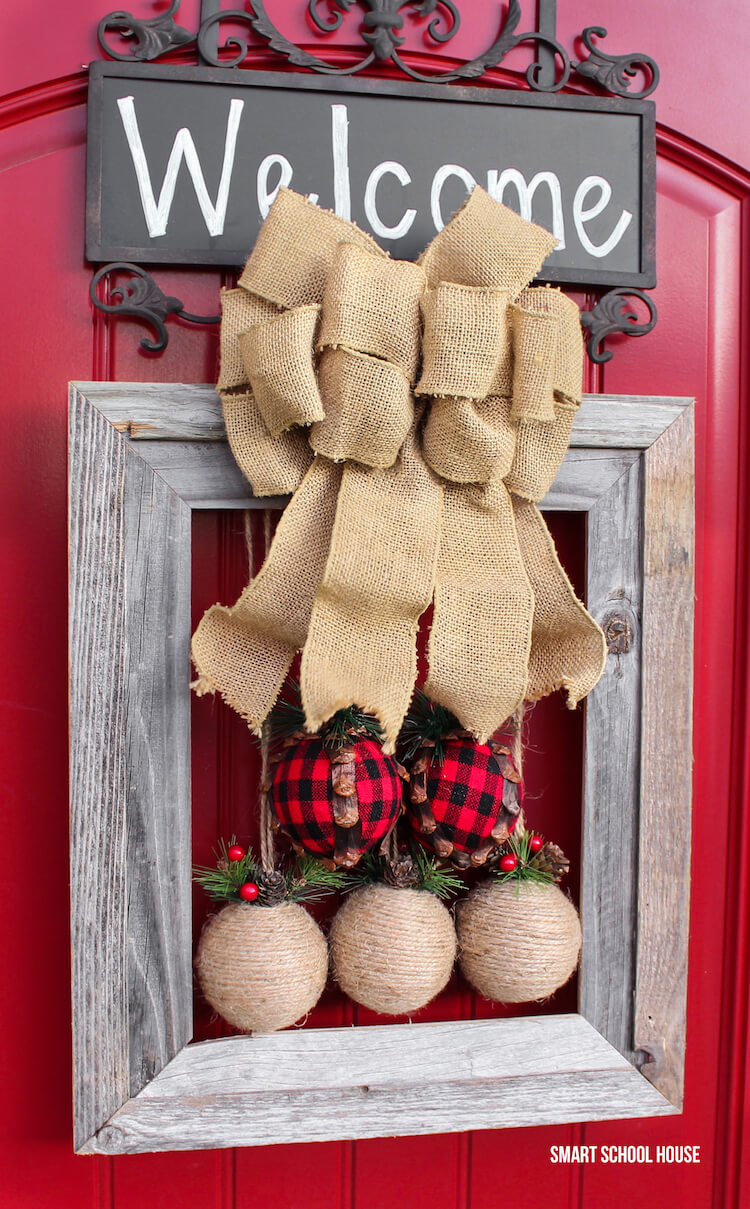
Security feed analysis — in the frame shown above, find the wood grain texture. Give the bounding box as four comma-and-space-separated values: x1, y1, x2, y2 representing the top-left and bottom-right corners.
81, 1015, 675, 1154
122, 443, 194, 1098
132, 440, 286, 509
580, 456, 644, 1063
73, 384, 691, 451
73, 382, 227, 441
541, 449, 640, 513
69, 385, 194, 1151
88, 1069, 673, 1154
570, 396, 692, 449
634, 402, 695, 1108
69, 385, 130, 1152
134, 1014, 633, 1092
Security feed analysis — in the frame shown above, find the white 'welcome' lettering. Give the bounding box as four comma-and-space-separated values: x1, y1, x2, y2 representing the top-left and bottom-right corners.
117, 95, 244, 238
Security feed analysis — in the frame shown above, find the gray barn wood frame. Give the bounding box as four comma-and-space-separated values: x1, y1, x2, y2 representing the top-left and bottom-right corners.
68, 384, 694, 1154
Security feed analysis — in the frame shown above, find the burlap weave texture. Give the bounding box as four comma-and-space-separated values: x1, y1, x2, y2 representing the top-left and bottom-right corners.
193, 186, 606, 748
311, 347, 414, 469
239, 305, 323, 436
320, 243, 425, 381
221, 392, 313, 498
417, 284, 510, 402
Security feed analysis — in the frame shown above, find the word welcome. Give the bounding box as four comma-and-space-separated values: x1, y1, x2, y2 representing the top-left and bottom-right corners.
117, 95, 632, 260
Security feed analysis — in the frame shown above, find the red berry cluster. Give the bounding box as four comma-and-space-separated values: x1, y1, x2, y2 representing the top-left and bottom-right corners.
226, 845, 259, 902
498, 833, 544, 873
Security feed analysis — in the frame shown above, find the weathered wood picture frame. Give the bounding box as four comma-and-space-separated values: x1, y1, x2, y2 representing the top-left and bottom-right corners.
69, 383, 694, 1155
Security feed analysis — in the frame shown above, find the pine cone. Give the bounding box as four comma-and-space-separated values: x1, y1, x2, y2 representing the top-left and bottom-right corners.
530, 841, 570, 883
256, 870, 288, 906
383, 854, 419, 889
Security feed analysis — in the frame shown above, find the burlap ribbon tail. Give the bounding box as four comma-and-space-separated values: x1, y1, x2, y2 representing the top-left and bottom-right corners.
192, 187, 607, 752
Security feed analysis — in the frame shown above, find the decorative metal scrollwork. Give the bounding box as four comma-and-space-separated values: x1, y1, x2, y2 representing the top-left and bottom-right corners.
580, 288, 658, 364
90, 264, 220, 353
97, 0, 194, 61
575, 26, 659, 99
196, 0, 570, 88
197, 4, 375, 75
96, 1, 660, 100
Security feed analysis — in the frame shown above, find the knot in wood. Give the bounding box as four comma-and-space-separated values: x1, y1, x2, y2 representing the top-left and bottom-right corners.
603, 612, 634, 654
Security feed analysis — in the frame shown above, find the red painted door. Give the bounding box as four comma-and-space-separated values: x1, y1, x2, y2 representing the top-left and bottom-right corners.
2, 2, 749, 1206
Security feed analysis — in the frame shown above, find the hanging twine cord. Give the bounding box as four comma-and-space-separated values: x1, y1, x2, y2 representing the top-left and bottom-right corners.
259, 723, 275, 873
248, 510, 278, 874
511, 702, 525, 778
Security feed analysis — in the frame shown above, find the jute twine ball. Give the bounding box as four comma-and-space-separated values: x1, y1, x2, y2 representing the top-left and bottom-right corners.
196, 901, 328, 1034
457, 881, 582, 1003
329, 885, 457, 1015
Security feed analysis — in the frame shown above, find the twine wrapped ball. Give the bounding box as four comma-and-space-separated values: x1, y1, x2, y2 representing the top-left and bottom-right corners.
329, 884, 457, 1015
457, 880, 582, 1003
196, 901, 328, 1034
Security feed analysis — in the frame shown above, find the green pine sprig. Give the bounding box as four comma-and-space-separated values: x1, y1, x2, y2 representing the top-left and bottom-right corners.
341, 848, 383, 890
193, 838, 347, 906
268, 681, 383, 750
285, 853, 348, 902
193, 836, 262, 902
398, 690, 460, 765
320, 704, 383, 750
411, 844, 466, 900
344, 843, 464, 901
493, 829, 556, 887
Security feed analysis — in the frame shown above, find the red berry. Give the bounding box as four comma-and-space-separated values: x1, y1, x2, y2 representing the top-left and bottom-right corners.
529, 834, 544, 853
499, 854, 518, 872
239, 882, 259, 901
227, 845, 245, 862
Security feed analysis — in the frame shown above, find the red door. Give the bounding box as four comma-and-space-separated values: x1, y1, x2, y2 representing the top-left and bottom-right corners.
2, 2, 749, 1206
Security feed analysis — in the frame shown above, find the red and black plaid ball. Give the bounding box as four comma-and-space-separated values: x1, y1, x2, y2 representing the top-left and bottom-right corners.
271, 737, 402, 861
411, 738, 519, 854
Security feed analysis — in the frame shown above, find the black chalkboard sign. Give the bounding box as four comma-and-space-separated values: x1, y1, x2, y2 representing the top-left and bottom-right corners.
86, 62, 655, 289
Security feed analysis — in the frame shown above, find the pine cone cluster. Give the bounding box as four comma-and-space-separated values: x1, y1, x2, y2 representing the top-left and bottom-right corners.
530, 841, 570, 883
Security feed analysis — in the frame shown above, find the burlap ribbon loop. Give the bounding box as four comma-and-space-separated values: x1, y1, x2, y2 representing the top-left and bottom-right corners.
311, 347, 414, 469
319, 243, 425, 381
416, 284, 511, 402
239, 305, 323, 437
194, 186, 607, 750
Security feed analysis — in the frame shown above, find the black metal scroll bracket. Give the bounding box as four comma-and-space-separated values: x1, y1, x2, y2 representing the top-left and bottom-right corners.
89, 263, 220, 353
580, 289, 658, 365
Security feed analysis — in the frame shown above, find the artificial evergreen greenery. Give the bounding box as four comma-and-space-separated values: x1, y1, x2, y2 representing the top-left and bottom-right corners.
398, 690, 460, 764
193, 837, 347, 905
193, 837, 260, 902
287, 852, 349, 902
493, 828, 558, 887
268, 681, 383, 750
345, 842, 465, 901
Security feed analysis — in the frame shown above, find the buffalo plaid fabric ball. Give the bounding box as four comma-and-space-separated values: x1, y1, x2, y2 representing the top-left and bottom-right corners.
271, 737, 402, 859
417, 738, 517, 853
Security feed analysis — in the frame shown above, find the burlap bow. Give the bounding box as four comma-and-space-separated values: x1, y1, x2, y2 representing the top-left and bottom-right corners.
192, 187, 606, 752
